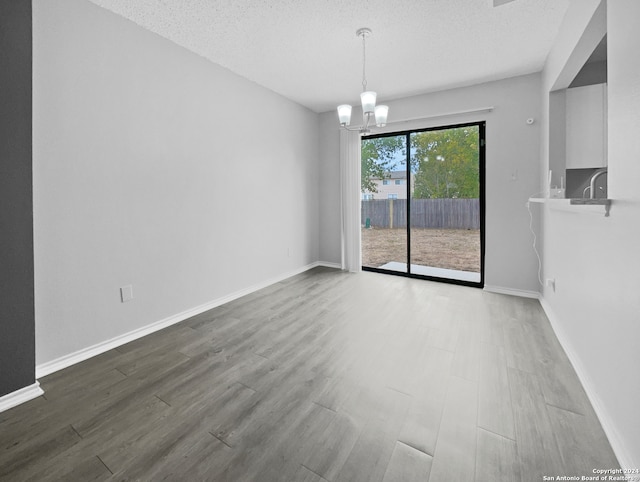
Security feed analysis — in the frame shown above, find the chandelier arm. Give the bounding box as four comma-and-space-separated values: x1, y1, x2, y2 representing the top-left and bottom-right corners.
339, 111, 374, 133
363, 111, 372, 131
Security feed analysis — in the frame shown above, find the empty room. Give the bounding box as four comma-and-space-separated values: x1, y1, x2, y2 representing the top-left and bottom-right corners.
1, 0, 638, 480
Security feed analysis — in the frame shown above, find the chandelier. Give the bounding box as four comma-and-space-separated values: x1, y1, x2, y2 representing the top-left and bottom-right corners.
337, 28, 389, 134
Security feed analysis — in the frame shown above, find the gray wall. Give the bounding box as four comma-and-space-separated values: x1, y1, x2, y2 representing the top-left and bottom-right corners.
33, 0, 320, 366
0, 0, 36, 397
319, 74, 542, 294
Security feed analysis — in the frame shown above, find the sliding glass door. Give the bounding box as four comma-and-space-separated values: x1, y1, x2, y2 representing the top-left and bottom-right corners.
361, 122, 485, 287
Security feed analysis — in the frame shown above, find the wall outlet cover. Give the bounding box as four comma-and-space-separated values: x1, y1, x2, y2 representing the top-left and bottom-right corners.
120, 285, 133, 302
545, 279, 556, 292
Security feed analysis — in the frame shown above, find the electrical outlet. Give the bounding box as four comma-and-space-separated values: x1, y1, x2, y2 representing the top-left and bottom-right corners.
120, 285, 133, 302
545, 278, 556, 292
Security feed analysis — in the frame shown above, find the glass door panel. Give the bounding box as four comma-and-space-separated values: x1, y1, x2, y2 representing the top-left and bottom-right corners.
361, 135, 407, 272
409, 126, 482, 283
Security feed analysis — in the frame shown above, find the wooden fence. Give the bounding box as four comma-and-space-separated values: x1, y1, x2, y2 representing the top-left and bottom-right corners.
361, 199, 480, 229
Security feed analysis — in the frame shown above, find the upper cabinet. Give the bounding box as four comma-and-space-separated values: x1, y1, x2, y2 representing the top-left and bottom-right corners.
566, 83, 607, 169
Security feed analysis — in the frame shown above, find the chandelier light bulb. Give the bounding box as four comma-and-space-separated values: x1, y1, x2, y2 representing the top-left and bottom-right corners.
375, 105, 389, 127
337, 105, 353, 126
360, 91, 377, 115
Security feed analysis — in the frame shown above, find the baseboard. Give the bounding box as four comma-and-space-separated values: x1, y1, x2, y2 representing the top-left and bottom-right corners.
483, 284, 540, 299
539, 296, 636, 471
316, 261, 342, 270
36, 261, 331, 379
0, 382, 44, 414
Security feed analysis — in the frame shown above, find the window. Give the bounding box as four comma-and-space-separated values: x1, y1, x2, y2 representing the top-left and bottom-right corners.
362, 193, 373, 200
395, 180, 402, 185
382, 180, 390, 185
388, 194, 398, 200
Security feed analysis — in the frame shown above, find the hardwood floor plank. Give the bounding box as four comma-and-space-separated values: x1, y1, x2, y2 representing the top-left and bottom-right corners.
180, 316, 253, 356
302, 410, 363, 481
115, 348, 191, 379
313, 375, 362, 413
38, 349, 124, 391
217, 374, 325, 451
419, 294, 453, 331
397, 347, 453, 456
210, 333, 347, 453
152, 349, 244, 407
537, 353, 591, 416
0, 392, 48, 426
547, 404, 620, 476
482, 293, 511, 346
2, 397, 169, 480
428, 375, 478, 482
425, 322, 460, 352
215, 398, 325, 481
96, 385, 242, 475
451, 323, 482, 382
235, 401, 337, 482
28, 455, 113, 481
507, 367, 565, 480
184, 316, 267, 360
334, 387, 411, 482
111, 426, 226, 481
0, 396, 59, 448
115, 323, 201, 356
206, 382, 260, 445
0, 424, 82, 479
294, 464, 330, 482
1, 368, 127, 448
478, 343, 515, 440
475, 428, 521, 482
383, 326, 431, 397
58, 368, 128, 401
382, 441, 433, 482
71, 389, 170, 439
503, 319, 539, 373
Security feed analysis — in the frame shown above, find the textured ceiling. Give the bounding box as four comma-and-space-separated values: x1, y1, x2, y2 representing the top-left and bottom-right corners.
88, 0, 570, 113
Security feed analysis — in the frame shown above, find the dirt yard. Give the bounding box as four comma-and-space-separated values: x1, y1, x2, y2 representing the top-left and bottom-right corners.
361, 228, 481, 272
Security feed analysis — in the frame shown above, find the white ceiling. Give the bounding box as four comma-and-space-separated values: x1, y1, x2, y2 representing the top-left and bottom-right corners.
88, 0, 570, 113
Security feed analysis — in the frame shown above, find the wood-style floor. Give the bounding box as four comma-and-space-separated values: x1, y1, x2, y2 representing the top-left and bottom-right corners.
0, 267, 619, 481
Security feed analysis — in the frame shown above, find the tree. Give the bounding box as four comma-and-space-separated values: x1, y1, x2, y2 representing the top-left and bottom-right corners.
361, 136, 404, 193
411, 126, 479, 199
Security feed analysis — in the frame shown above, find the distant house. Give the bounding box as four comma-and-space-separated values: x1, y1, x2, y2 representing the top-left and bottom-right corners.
362, 170, 414, 200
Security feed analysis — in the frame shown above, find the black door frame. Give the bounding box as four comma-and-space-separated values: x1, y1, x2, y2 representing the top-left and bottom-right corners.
361, 121, 486, 288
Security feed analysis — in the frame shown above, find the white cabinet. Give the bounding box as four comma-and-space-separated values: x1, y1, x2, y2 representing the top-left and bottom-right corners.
566, 83, 607, 169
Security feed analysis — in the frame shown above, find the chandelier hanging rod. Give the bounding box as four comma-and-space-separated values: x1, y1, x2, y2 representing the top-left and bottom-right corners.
359, 27, 370, 92
337, 27, 388, 135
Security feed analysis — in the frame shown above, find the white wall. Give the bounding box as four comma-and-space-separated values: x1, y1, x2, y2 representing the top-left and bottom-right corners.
319, 74, 542, 294
540, 0, 640, 468
33, 0, 320, 366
